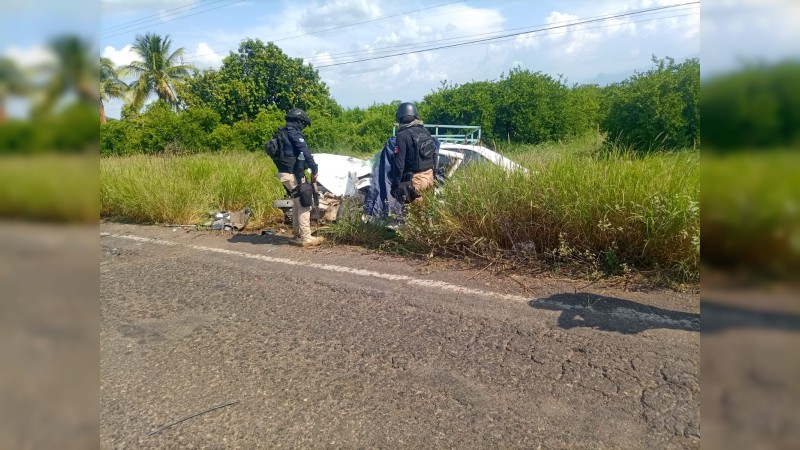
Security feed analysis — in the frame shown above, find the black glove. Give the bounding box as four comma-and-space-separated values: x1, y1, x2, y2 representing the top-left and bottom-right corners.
390, 183, 400, 200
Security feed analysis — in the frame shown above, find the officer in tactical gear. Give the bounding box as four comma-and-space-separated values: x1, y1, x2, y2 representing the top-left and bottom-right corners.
275, 108, 324, 247
390, 102, 437, 203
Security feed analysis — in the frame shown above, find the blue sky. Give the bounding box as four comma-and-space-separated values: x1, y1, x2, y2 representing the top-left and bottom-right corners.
96, 0, 702, 118
3, 1, 798, 120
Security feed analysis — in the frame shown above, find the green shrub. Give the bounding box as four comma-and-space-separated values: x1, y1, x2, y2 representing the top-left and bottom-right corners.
401, 147, 699, 281
1, 102, 98, 154
101, 120, 135, 156
702, 61, 800, 149
230, 109, 284, 153
133, 102, 183, 154
601, 56, 699, 150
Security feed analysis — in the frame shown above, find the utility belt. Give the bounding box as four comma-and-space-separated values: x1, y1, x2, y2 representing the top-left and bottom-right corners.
290, 179, 317, 207
394, 172, 420, 204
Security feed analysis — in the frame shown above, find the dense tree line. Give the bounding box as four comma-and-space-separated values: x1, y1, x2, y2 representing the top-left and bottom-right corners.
702, 60, 800, 150
99, 34, 701, 156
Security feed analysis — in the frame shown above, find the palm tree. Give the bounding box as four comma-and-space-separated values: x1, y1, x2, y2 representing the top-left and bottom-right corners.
123, 32, 193, 111
0, 57, 28, 122
36, 35, 97, 116
100, 57, 128, 124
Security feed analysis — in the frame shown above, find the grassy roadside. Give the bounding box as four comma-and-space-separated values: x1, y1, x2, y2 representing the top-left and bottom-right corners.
702, 151, 800, 277
101, 152, 285, 226
401, 148, 699, 282
0, 154, 98, 223
100, 139, 700, 283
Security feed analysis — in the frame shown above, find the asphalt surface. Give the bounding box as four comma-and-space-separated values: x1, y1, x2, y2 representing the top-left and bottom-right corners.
100, 223, 700, 449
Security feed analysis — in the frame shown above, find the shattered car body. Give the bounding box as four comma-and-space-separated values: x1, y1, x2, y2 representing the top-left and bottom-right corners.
272, 153, 374, 222
273, 142, 526, 222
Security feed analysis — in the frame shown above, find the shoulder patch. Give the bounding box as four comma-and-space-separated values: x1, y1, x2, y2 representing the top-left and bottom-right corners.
298, 138, 305, 142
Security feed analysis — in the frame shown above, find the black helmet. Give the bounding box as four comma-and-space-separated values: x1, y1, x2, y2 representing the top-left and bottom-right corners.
395, 102, 419, 123
286, 108, 311, 126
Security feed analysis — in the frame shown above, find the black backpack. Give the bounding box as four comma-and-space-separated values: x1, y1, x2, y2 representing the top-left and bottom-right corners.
265, 127, 288, 157
409, 126, 436, 160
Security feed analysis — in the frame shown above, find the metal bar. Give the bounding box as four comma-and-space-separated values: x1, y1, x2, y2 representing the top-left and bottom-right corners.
148, 401, 239, 436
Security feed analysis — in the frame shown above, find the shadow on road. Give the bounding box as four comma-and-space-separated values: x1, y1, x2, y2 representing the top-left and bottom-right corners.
700, 300, 800, 334
227, 232, 292, 246
529, 292, 700, 334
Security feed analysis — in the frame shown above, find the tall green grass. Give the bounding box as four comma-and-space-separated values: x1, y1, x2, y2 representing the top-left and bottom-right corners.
402, 147, 700, 281
0, 154, 98, 222
100, 141, 700, 282
101, 152, 285, 226
702, 151, 800, 277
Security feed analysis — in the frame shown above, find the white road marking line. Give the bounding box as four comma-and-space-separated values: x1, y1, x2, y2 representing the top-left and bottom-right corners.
102, 233, 531, 302
101, 233, 699, 330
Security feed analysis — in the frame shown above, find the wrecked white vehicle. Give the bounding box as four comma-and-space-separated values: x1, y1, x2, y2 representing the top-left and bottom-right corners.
273, 126, 526, 222
272, 153, 374, 223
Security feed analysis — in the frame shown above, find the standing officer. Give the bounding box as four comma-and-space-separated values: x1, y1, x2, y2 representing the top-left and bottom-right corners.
274, 108, 323, 247
390, 102, 437, 203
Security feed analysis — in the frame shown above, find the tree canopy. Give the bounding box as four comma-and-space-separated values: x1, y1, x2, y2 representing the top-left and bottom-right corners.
179, 39, 338, 125
124, 32, 193, 111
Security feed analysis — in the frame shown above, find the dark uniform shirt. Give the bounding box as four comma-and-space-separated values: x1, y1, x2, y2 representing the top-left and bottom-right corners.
284, 122, 317, 179
391, 124, 434, 189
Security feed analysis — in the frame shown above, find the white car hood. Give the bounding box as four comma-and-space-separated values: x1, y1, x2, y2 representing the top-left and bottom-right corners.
439, 143, 527, 173
313, 153, 373, 197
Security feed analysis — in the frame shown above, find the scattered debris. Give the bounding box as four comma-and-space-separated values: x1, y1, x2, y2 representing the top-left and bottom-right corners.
205, 207, 251, 231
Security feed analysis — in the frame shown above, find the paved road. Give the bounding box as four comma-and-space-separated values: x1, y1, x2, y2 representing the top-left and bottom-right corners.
101, 223, 699, 448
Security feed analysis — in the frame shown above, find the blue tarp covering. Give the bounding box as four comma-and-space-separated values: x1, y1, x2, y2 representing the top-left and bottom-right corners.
363, 136, 442, 219
363, 136, 403, 219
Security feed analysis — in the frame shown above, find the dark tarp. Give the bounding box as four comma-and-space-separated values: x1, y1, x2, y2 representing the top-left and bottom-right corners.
363, 135, 442, 219
363, 136, 402, 219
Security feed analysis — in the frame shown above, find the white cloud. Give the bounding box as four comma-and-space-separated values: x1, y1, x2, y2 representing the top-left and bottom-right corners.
270, 1, 504, 105
101, 0, 193, 14
515, 32, 541, 49
4, 45, 56, 69
544, 11, 580, 42
434, 4, 504, 34
374, 16, 436, 46
682, 13, 701, 40
102, 44, 138, 67
306, 50, 334, 67
525, 8, 642, 57
603, 16, 637, 36
299, 0, 382, 29
192, 42, 223, 68
541, 11, 603, 55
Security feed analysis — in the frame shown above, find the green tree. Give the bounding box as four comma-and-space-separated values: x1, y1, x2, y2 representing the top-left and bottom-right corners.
565, 83, 602, 138
180, 39, 338, 125
423, 80, 497, 142
0, 57, 28, 122
123, 32, 193, 111
601, 56, 699, 150
36, 35, 97, 116
100, 57, 128, 124
492, 68, 572, 144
